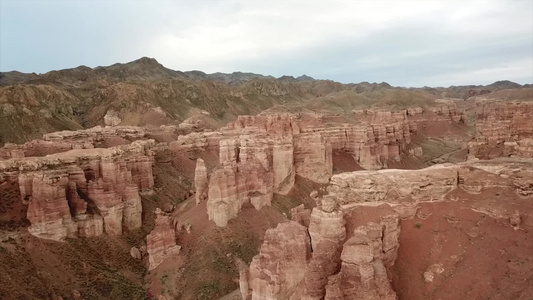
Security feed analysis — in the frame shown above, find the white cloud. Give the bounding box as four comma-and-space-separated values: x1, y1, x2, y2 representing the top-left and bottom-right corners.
424, 57, 533, 87
1, 0, 532, 86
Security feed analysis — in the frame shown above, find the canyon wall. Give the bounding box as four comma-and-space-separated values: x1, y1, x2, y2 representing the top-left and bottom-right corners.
327, 159, 533, 230
324, 215, 400, 300
0, 140, 154, 241
243, 194, 402, 300
0, 126, 146, 159
203, 109, 463, 227
328, 160, 533, 209
242, 158, 533, 299
146, 208, 181, 270
469, 101, 533, 159
248, 221, 312, 300
207, 137, 275, 227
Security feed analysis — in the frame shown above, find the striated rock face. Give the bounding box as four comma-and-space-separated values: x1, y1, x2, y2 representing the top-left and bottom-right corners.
469, 101, 533, 159
426, 101, 465, 123
224, 114, 301, 136
207, 160, 273, 227
242, 159, 532, 300
308, 196, 346, 251
207, 134, 281, 227
338, 109, 417, 169
0, 125, 147, 160
272, 138, 295, 195
0, 140, 154, 240
290, 204, 311, 227
328, 165, 458, 205
294, 133, 333, 183
104, 109, 122, 126
325, 215, 400, 300
170, 131, 223, 152
247, 221, 311, 300
194, 158, 208, 204
146, 208, 181, 270
24, 171, 78, 240
327, 160, 533, 208
302, 196, 346, 300
198, 109, 462, 226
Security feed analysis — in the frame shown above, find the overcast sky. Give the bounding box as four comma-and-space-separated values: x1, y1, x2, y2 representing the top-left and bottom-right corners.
1, 0, 532, 87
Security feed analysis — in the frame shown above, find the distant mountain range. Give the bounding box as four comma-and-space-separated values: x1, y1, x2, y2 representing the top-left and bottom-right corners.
0, 57, 530, 144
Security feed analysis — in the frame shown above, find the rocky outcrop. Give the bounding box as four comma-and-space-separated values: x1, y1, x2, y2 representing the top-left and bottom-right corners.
170, 131, 223, 152
243, 189, 405, 300
290, 204, 311, 227
207, 159, 273, 227
146, 208, 181, 270
207, 134, 289, 227
272, 138, 295, 194
302, 112, 415, 170
324, 215, 400, 300
0, 126, 147, 159
196, 109, 463, 227
469, 101, 533, 159
24, 171, 78, 240
194, 158, 208, 204
0, 140, 154, 240
328, 165, 458, 205
233, 160, 531, 300
247, 222, 311, 300
224, 114, 301, 136
328, 160, 533, 208
308, 196, 346, 251
302, 196, 346, 300
294, 133, 333, 183
104, 109, 122, 126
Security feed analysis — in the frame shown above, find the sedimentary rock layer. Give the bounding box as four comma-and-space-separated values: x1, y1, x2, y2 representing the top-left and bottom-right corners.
248, 221, 312, 300
146, 208, 181, 270
203, 109, 463, 227
324, 215, 400, 300
0, 140, 154, 240
469, 101, 533, 159
327, 160, 533, 207
0, 126, 147, 160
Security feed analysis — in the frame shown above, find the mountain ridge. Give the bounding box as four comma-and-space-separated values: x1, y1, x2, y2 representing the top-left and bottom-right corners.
0, 57, 530, 145
1, 56, 528, 88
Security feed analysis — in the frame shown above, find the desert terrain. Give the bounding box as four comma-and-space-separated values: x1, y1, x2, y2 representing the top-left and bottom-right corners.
0, 58, 531, 300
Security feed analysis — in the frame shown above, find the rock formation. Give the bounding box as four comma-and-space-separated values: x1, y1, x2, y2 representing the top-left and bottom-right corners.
0, 140, 154, 240
199, 109, 465, 227
247, 221, 311, 300
243, 157, 533, 300
272, 138, 295, 195
324, 215, 400, 300
294, 133, 333, 183
469, 101, 533, 159
302, 196, 346, 300
328, 165, 458, 205
308, 196, 346, 251
194, 158, 208, 204
146, 208, 181, 270
244, 190, 405, 300
207, 158, 274, 227
0, 126, 146, 159
327, 159, 533, 209
104, 109, 122, 126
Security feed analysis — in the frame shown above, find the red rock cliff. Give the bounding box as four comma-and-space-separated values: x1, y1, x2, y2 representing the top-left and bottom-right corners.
0, 140, 154, 240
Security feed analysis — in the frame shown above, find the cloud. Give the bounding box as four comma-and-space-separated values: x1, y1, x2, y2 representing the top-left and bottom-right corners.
1, 0, 532, 86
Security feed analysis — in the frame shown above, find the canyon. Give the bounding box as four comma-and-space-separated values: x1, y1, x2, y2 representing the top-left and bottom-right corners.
0, 59, 532, 300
